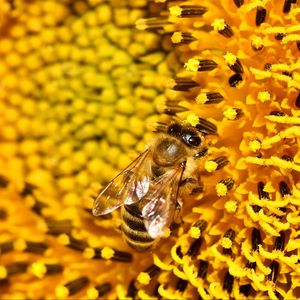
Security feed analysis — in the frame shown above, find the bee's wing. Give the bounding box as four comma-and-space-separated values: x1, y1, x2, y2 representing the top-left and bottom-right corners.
92, 149, 152, 216
141, 163, 185, 239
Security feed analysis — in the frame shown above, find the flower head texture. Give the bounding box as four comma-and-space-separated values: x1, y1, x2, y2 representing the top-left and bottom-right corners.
1, 0, 300, 299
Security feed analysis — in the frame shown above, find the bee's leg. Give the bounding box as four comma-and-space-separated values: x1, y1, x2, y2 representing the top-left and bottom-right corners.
179, 177, 204, 195
170, 199, 184, 232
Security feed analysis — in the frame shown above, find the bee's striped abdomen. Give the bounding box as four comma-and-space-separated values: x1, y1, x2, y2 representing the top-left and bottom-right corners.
121, 204, 154, 252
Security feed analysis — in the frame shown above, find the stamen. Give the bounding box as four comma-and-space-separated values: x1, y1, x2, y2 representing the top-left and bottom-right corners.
198, 260, 208, 279
195, 117, 217, 135
31, 262, 63, 278
163, 101, 187, 115
0, 175, 9, 188
283, 0, 294, 13
222, 229, 235, 255
275, 33, 285, 41
169, 5, 207, 18
28, 197, 48, 216
45, 219, 73, 235
57, 234, 88, 251
194, 147, 208, 158
176, 279, 188, 292
84, 247, 132, 262
297, 41, 300, 51
0, 263, 28, 278
171, 32, 197, 44
267, 261, 279, 283
187, 237, 202, 257
137, 264, 160, 285
223, 270, 234, 293
233, 0, 244, 8
185, 58, 218, 72
279, 181, 291, 197
257, 182, 270, 200
224, 108, 244, 120
223, 52, 243, 73
0, 208, 7, 220
189, 219, 207, 238
166, 78, 199, 91
251, 36, 264, 51
126, 280, 138, 298
20, 182, 36, 197
0, 241, 13, 254
14, 239, 48, 254
87, 283, 111, 299
136, 17, 170, 31
216, 178, 234, 196
239, 284, 252, 297
228, 73, 243, 87
212, 19, 234, 38
295, 92, 300, 108
274, 231, 285, 251
56, 276, 89, 298
205, 156, 229, 172
196, 92, 224, 104
251, 228, 262, 251
256, 7, 266, 26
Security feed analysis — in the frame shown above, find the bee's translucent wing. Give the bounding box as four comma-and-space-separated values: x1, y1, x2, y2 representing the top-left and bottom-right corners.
141, 164, 185, 239
92, 149, 152, 216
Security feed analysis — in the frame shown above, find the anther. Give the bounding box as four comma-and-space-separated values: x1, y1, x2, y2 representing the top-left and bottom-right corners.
31, 262, 63, 278
297, 41, 300, 51
144, 264, 160, 279
198, 260, 208, 279
251, 228, 262, 251
136, 17, 170, 31
185, 58, 218, 72
163, 101, 187, 115
0, 175, 9, 188
187, 237, 202, 257
195, 118, 217, 135
228, 73, 243, 87
0, 241, 13, 254
279, 181, 291, 197
45, 219, 73, 235
283, 0, 293, 13
15, 240, 48, 254
251, 36, 264, 51
239, 284, 252, 297
194, 147, 208, 159
282, 155, 293, 162
176, 279, 188, 292
176, 245, 183, 259
216, 178, 234, 196
212, 19, 234, 38
58, 234, 88, 251
212, 156, 229, 171
166, 78, 199, 91
223, 271, 234, 293
91, 283, 112, 298
270, 111, 285, 116
275, 33, 286, 41
0, 208, 7, 220
169, 5, 207, 18
233, 0, 244, 7
171, 32, 197, 44
267, 261, 279, 283
196, 92, 224, 104
127, 280, 138, 298
20, 182, 36, 197
256, 7, 266, 26
1, 263, 28, 278
56, 276, 90, 298
224, 52, 243, 73
274, 231, 285, 251
295, 92, 300, 108
224, 108, 244, 120
257, 182, 269, 200
222, 229, 235, 255
29, 198, 48, 216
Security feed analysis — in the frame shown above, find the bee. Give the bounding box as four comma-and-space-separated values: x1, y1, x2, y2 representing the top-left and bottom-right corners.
93, 122, 207, 251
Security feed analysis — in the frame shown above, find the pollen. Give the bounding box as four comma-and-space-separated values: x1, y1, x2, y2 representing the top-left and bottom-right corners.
101, 247, 115, 260
185, 113, 199, 126
221, 237, 233, 249
137, 272, 151, 285
224, 200, 238, 213
216, 183, 228, 197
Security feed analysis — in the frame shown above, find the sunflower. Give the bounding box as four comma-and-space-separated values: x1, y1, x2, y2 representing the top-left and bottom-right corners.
1, 0, 300, 299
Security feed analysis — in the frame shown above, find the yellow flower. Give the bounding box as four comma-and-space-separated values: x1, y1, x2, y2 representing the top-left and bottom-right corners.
1, 0, 300, 299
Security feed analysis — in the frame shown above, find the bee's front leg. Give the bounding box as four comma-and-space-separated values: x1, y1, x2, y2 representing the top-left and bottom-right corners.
179, 177, 204, 196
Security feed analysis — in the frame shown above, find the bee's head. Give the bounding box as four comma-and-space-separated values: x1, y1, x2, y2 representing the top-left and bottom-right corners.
167, 122, 203, 148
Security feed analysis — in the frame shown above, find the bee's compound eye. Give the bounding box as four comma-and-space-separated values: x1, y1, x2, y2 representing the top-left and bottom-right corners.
182, 129, 202, 147
167, 123, 182, 136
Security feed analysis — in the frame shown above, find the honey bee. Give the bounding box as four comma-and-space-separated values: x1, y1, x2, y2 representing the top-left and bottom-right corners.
93, 122, 207, 251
